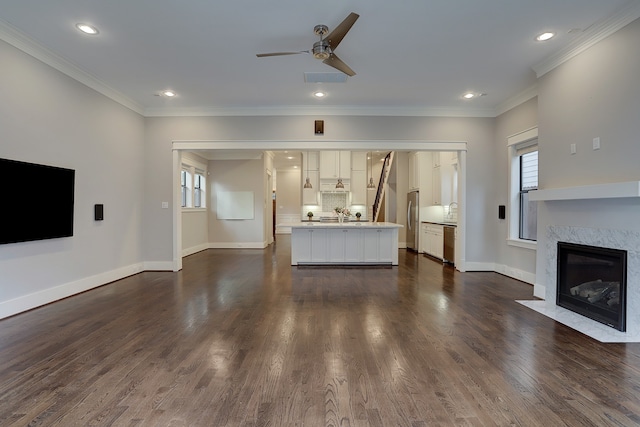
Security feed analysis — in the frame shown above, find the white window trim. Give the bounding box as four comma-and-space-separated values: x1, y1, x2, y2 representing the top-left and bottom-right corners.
507, 127, 538, 251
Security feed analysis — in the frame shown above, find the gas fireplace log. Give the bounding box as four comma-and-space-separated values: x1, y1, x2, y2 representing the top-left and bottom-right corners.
569, 280, 620, 304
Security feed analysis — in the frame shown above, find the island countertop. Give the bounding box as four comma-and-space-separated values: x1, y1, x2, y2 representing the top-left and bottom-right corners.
291, 222, 403, 229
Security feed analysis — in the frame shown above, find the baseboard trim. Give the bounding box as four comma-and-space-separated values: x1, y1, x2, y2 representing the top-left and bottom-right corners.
494, 264, 536, 285
464, 262, 496, 271
0, 263, 144, 320
182, 243, 209, 257
208, 242, 267, 249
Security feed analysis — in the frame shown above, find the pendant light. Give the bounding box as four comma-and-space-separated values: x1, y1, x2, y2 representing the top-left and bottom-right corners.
303, 150, 312, 188
335, 151, 344, 189
367, 152, 376, 189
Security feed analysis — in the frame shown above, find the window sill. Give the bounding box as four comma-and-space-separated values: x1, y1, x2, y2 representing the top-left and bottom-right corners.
507, 238, 537, 251
182, 208, 207, 213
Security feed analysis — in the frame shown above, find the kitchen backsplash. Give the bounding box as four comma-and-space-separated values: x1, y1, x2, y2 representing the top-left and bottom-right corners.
321, 192, 348, 212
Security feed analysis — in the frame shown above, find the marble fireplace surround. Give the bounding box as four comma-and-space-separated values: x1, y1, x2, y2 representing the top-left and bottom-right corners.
517, 181, 640, 343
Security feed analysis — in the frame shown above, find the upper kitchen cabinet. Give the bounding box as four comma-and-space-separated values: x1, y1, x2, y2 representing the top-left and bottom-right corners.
350, 152, 367, 205
319, 151, 351, 180
432, 152, 456, 206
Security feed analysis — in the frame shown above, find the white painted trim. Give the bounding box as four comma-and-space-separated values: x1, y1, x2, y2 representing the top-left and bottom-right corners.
507, 127, 538, 146
507, 238, 537, 251
464, 262, 496, 271
495, 85, 538, 117
529, 181, 640, 201
532, 1, 640, 78
173, 140, 469, 281
173, 150, 183, 272
533, 283, 546, 299
0, 263, 144, 319
208, 242, 268, 249
173, 140, 468, 152
0, 19, 144, 115
494, 264, 536, 285
182, 243, 209, 257
144, 105, 497, 118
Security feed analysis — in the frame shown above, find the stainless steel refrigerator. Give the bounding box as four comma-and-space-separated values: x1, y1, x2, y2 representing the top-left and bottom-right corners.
406, 191, 419, 251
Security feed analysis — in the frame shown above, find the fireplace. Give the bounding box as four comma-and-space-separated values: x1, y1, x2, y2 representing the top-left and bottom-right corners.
556, 242, 627, 332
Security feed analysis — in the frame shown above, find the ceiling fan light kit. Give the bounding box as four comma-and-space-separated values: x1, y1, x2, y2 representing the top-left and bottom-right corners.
257, 12, 359, 76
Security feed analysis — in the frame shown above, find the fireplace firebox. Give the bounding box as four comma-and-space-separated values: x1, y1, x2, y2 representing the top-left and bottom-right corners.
557, 242, 627, 332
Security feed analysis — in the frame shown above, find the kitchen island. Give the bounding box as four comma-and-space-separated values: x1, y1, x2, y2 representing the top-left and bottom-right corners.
290, 222, 403, 266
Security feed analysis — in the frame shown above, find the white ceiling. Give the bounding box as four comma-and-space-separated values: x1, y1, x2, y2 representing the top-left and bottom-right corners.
1, 1, 639, 118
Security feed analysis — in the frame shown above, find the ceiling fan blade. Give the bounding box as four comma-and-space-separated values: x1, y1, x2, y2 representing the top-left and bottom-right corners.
325, 12, 359, 50
323, 53, 356, 76
256, 51, 309, 57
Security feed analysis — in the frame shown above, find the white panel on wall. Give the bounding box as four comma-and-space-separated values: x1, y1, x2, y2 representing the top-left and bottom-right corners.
217, 191, 254, 219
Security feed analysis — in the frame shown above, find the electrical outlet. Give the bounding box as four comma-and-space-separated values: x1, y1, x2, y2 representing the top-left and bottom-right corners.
593, 137, 601, 150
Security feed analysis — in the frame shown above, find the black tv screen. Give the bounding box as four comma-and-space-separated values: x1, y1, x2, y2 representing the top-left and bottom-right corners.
1, 158, 75, 244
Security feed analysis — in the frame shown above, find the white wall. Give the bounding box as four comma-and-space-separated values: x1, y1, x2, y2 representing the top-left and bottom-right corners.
535, 17, 640, 297
493, 97, 538, 282
208, 158, 266, 247
275, 169, 302, 216
0, 39, 145, 318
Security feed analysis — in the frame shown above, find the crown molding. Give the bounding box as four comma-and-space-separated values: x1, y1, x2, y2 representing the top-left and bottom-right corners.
494, 84, 538, 117
0, 18, 145, 115
532, 1, 640, 78
143, 104, 497, 118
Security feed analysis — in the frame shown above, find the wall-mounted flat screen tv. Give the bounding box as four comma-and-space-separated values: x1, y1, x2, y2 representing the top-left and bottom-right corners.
1, 158, 75, 244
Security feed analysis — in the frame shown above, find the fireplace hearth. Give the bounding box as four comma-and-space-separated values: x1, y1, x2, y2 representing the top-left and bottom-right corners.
556, 242, 627, 332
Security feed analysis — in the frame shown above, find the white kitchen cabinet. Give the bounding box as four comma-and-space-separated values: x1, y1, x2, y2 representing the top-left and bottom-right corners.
320, 151, 351, 180
431, 152, 455, 206
350, 169, 367, 205
291, 224, 400, 265
328, 228, 363, 263
422, 223, 444, 260
420, 223, 428, 253
292, 228, 328, 263
432, 165, 442, 205
351, 151, 367, 171
408, 151, 420, 191
363, 228, 394, 263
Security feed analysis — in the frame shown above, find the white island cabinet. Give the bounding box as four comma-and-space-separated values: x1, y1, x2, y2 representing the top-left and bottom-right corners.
291, 222, 402, 266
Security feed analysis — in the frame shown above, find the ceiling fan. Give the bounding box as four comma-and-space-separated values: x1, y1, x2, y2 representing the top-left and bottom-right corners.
256, 12, 359, 76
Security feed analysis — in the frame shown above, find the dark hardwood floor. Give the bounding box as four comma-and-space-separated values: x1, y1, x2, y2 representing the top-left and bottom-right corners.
2, 236, 640, 426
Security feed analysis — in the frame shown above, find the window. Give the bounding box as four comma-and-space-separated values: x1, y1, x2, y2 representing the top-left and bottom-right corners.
508, 128, 538, 249
181, 169, 192, 207
519, 149, 538, 241
181, 156, 207, 210
194, 171, 205, 208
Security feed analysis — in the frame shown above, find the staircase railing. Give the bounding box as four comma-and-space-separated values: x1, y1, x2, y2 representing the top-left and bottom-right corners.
372, 151, 394, 222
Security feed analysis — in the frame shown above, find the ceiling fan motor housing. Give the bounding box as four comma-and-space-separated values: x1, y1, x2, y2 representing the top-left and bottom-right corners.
312, 40, 331, 59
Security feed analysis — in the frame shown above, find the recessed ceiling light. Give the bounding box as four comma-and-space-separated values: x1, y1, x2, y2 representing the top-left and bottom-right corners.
536, 32, 555, 42
463, 92, 475, 99
76, 23, 99, 35
162, 90, 176, 97
287, 156, 294, 160
314, 91, 326, 98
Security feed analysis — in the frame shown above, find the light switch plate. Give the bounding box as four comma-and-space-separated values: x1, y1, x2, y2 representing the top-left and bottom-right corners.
570, 143, 577, 154
162, 201, 169, 209
593, 137, 601, 150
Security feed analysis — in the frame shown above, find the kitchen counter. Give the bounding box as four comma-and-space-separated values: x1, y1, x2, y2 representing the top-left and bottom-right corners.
291, 222, 403, 265
422, 221, 457, 227
292, 221, 400, 229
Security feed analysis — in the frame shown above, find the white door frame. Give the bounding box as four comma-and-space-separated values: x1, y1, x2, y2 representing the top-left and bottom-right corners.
172, 140, 468, 272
